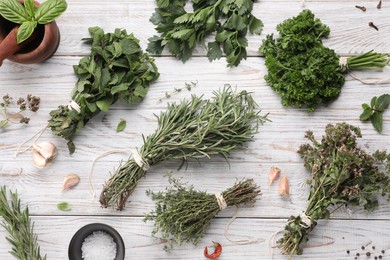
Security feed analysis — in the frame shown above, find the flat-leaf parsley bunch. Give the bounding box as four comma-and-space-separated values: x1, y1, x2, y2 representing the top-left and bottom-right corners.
48, 27, 159, 153
147, 0, 263, 67
277, 123, 390, 258
259, 10, 389, 111
100, 86, 269, 210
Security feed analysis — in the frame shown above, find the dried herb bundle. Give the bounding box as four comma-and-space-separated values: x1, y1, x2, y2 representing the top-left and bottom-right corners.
277, 123, 390, 258
48, 27, 159, 153
147, 0, 263, 67
100, 86, 269, 210
259, 10, 389, 111
144, 176, 261, 250
0, 186, 46, 260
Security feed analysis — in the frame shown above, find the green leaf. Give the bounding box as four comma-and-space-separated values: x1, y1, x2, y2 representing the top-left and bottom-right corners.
174, 13, 193, 24
371, 112, 383, 133
0, 120, 9, 128
0, 0, 29, 24
147, 36, 164, 54
116, 119, 127, 132
374, 94, 390, 111
111, 83, 131, 95
249, 15, 263, 35
359, 108, 372, 121
24, 0, 36, 18
207, 41, 222, 61
67, 140, 75, 154
35, 0, 67, 24
16, 20, 37, 44
171, 29, 194, 40
56, 201, 71, 211
370, 96, 377, 108
96, 97, 113, 112
120, 38, 140, 55
361, 103, 370, 110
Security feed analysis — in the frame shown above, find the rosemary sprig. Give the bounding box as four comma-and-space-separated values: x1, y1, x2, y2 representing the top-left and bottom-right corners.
0, 186, 46, 260
277, 123, 390, 258
100, 86, 269, 210
144, 175, 261, 250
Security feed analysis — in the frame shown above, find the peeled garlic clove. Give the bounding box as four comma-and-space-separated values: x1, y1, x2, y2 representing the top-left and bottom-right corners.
62, 173, 80, 191
268, 167, 281, 185
33, 152, 48, 169
32, 142, 58, 160
279, 175, 290, 196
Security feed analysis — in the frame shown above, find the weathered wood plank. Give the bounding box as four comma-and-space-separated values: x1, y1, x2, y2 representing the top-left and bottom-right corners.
1, 216, 390, 259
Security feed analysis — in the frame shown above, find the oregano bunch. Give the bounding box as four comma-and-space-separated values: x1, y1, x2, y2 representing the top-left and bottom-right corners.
48, 27, 159, 153
277, 123, 390, 258
147, 0, 263, 67
360, 94, 390, 133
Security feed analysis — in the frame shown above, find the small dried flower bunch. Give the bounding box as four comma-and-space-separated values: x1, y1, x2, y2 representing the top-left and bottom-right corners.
0, 94, 40, 127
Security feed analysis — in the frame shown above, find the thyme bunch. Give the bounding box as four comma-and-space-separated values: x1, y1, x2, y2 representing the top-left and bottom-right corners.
0, 186, 46, 260
100, 86, 269, 210
277, 123, 390, 258
144, 175, 261, 250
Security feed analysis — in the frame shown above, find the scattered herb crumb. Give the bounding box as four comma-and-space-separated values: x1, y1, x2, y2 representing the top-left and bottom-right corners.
158, 81, 198, 103
57, 201, 71, 211
116, 119, 127, 132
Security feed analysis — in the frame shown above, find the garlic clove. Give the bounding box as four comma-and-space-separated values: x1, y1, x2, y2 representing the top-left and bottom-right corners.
268, 167, 281, 185
62, 173, 80, 191
32, 142, 58, 160
32, 141, 57, 169
279, 175, 290, 196
33, 151, 48, 169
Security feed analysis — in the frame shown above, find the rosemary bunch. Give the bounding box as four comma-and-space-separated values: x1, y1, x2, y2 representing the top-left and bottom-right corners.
48, 27, 159, 153
100, 86, 269, 210
277, 123, 390, 258
0, 186, 46, 260
144, 175, 261, 250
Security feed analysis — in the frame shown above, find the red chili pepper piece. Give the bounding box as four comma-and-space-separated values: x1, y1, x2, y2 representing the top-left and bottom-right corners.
204, 241, 222, 259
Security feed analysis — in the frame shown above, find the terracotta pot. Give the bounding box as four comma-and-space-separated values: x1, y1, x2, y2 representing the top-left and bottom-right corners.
0, 0, 61, 66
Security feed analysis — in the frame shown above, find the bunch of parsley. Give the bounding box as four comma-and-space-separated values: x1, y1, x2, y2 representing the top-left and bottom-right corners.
259, 10, 389, 111
147, 0, 263, 67
48, 27, 159, 153
277, 123, 390, 258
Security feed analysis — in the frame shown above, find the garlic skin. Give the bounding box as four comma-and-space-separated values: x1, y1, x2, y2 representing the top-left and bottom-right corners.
268, 167, 281, 185
62, 173, 80, 191
279, 175, 290, 196
32, 141, 58, 168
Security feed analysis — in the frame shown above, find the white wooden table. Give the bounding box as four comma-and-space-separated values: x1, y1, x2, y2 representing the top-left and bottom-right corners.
1, 0, 390, 259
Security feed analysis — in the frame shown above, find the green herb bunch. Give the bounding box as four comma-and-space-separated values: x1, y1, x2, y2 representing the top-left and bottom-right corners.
144, 175, 261, 250
48, 27, 159, 153
0, 186, 46, 260
259, 10, 389, 111
360, 94, 390, 133
147, 0, 263, 67
277, 123, 390, 258
0, 0, 67, 43
100, 86, 269, 210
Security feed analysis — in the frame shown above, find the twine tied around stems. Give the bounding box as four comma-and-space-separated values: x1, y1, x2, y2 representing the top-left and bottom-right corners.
215, 192, 227, 210
299, 212, 313, 228
339, 56, 349, 71
131, 149, 150, 171
67, 100, 81, 113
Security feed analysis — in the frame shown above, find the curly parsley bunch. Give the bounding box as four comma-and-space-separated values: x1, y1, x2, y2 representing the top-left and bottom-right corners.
260, 10, 389, 111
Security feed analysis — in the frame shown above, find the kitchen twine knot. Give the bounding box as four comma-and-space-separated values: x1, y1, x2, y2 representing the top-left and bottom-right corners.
131, 149, 150, 171
339, 56, 349, 71
67, 100, 81, 113
215, 192, 227, 210
299, 212, 313, 228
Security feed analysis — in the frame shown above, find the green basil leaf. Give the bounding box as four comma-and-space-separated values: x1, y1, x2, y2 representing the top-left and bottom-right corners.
17, 20, 37, 44
370, 112, 383, 133
116, 119, 127, 132
359, 108, 372, 121
96, 97, 113, 112
0, 0, 29, 24
35, 0, 67, 24
374, 94, 390, 111
57, 201, 71, 211
24, 0, 36, 18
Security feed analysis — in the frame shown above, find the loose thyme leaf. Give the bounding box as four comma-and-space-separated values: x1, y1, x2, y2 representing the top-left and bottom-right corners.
100, 86, 269, 210
148, 0, 263, 67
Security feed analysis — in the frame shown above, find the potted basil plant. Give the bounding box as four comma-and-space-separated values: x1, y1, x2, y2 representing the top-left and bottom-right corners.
0, 0, 67, 66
